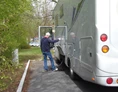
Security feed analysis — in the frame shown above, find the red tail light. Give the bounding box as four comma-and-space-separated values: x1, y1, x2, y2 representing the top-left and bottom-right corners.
106, 78, 113, 84
100, 34, 107, 42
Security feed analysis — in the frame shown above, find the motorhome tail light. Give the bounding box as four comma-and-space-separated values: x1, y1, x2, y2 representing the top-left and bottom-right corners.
100, 34, 107, 42
102, 45, 109, 53
106, 78, 113, 84
92, 77, 95, 81
116, 79, 118, 83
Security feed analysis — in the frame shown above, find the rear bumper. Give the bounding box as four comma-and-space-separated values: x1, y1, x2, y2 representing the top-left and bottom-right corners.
94, 66, 118, 86
95, 76, 118, 86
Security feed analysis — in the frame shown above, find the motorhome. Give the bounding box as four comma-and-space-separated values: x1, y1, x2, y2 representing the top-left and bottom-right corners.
53, 0, 118, 86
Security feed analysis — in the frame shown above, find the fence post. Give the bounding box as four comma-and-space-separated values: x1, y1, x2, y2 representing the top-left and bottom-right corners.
12, 49, 19, 65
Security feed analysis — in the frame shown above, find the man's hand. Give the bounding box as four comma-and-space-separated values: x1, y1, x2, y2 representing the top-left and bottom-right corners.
58, 38, 61, 40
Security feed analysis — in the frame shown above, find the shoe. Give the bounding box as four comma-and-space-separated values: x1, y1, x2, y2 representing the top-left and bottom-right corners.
53, 68, 58, 71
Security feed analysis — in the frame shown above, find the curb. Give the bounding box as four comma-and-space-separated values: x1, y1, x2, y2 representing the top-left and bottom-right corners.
16, 60, 31, 92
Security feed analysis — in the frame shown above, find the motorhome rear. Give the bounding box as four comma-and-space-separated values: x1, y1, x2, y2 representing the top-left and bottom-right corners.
53, 0, 118, 86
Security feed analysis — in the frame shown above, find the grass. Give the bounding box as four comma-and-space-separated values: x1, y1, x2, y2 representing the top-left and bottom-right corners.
19, 47, 42, 56
19, 47, 42, 62
0, 47, 42, 92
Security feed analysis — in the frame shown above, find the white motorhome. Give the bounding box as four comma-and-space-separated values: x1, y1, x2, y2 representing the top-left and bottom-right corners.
53, 0, 118, 86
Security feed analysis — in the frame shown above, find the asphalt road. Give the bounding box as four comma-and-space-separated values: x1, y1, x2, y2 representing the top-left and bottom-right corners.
27, 59, 118, 92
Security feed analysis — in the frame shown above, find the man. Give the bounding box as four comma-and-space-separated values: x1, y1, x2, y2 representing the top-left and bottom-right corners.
41, 32, 61, 71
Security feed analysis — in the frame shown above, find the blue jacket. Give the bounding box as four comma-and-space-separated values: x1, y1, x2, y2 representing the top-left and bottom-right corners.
41, 37, 59, 52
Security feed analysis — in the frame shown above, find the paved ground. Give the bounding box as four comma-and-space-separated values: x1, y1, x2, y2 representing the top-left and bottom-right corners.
27, 59, 118, 92
27, 59, 82, 92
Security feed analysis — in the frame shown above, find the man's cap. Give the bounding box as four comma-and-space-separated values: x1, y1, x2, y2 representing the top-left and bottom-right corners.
45, 32, 50, 36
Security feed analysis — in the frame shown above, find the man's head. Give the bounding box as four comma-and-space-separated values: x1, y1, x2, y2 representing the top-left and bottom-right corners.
70, 32, 75, 38
45, 32, 50, 37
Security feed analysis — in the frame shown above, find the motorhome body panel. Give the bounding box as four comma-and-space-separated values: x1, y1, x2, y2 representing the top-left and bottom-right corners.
68, 0, 96, 79
110, 0, 118, 50
54, 0, 96, 77
95, 0, 118, 74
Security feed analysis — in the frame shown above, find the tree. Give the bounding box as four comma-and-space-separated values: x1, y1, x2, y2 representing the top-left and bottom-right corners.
0, 0, 56, 61
0, 0, 33, 59
0, 0, 36, 90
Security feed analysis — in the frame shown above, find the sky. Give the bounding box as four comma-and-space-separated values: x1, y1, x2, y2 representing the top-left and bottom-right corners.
32, 0, 57, 17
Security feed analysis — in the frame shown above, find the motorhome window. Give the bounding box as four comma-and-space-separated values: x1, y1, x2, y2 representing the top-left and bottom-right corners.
74, 0, 84, 20
55, 14, 58, 26
60, 4, 64, 18
72, 7, 76, 22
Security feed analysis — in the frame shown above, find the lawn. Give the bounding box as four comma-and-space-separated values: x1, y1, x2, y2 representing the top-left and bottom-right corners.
19, 47, 42, 55
0, 47, 42, 92
19, 47, 42, 62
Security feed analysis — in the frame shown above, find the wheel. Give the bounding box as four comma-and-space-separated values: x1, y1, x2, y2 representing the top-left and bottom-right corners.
70, 67, 76, 80
55, 57, 61, 65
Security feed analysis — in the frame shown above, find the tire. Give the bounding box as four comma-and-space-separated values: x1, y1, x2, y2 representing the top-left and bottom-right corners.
55, 57, 61, 65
